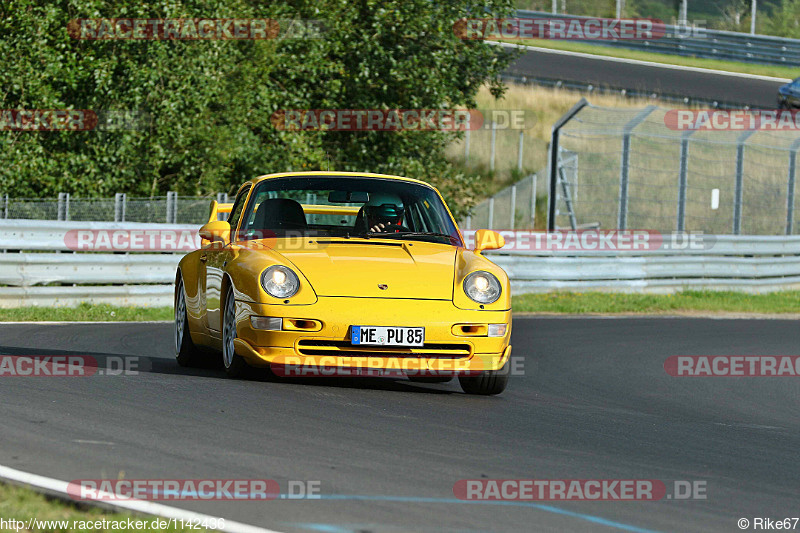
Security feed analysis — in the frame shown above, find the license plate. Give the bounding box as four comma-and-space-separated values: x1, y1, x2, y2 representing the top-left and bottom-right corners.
350, 326, 425, 347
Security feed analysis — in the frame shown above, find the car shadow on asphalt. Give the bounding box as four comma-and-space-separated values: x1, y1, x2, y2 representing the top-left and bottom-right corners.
0, 345, 458, 394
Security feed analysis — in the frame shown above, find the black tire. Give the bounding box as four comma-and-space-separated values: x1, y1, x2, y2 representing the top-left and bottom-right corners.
458, 359, 509, 395
407, 375, 453, 384
175, 277, 201, 367
222, 283, 249, 378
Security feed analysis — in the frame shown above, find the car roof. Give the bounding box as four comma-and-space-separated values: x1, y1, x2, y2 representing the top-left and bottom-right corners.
235, 171, 436, 196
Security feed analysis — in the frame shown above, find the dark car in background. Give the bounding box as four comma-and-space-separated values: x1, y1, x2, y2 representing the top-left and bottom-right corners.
778, 77, 800, 109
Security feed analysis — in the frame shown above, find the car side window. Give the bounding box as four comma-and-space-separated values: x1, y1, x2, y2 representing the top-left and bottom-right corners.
227, 186, 251, 239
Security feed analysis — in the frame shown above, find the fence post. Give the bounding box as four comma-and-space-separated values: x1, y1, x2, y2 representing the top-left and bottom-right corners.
217, 192, 229, 204
464, 129, 470, 162
734, 130, 756, 235
488, 197, 495, 230
114, 193, 127, 222
3, 194, 7, 219
517, 130, 524, 172
618, 106, 657, 230
548, 99, 588, 231
166, 191, 177, 224
676, 129, 698, 232
490, 121, 497, 172
531, 174, 537, 229
510, 185, 517, 229
465, 215, 472, 230
787, 137, 800, 235
57, 193, 70, 221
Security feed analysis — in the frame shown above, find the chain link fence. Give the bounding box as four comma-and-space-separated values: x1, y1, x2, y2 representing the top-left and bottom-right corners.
461, 172, 546, 230
550, 102, 800, 235
0, 192, 229, 224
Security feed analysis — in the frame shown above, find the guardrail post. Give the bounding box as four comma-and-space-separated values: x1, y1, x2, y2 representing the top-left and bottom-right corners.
517, 131, 524, 172
488, 197, 495, 230
787, 137, 800, 235
114, 193, 127, 222
464, 129, 470, 162
618, 106, 657, 230
57, 193, 70, 221
166, 191, 177, 224
490, 121, 497, 172
216, 192, 228, 204
548, 98, 588, 231
510, 184, 517, 229
465, 215, 472, 230
734, 130, 757, 235
3, 194, 7, 219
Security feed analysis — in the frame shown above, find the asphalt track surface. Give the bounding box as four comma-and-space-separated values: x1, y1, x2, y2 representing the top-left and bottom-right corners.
0, 318, 798, 532
506, 46, 791, 108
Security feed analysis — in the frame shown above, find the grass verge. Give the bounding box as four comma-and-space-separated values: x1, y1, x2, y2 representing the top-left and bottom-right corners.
0, 303, 172, 322
513, 290, 800, 314
1, 293, 800, 321
503, 39, 798, 80
0, 482, 196, 532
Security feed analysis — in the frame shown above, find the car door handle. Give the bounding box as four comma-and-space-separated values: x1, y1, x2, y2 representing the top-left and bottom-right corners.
200, 254, 207, 263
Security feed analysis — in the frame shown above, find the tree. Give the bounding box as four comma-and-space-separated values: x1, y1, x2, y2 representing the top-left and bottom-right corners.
0, 0, 516, 217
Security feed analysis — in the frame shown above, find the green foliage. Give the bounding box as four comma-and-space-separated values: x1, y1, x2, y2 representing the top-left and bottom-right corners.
0, 0, 516, 217
767, 0, 800, 38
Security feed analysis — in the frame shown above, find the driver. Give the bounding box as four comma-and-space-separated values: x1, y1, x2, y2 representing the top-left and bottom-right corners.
360, 194, 405, 233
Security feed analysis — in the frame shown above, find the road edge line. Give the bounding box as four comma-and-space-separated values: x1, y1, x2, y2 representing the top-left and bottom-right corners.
0, 464, 283, 533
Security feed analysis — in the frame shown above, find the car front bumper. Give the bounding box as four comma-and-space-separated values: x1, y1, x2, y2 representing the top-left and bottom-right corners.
232, 296, 512, 374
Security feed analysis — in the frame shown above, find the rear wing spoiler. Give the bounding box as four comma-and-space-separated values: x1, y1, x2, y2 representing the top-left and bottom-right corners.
208, 201, 233, 223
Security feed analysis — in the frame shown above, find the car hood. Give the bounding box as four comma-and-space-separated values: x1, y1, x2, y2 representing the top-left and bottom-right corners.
275, 239, 457, 300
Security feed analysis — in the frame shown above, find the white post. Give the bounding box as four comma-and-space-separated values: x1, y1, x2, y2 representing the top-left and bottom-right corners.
490, 121, 497, 173
616, 0, 623, 19
679, 0, 688, 26
751, 0, 757, 34
552, 0, 557, 14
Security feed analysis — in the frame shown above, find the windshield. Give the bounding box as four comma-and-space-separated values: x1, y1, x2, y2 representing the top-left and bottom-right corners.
237, 176, 462, 246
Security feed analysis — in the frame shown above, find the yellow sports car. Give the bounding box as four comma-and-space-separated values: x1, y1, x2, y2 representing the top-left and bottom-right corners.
174, 171, 511, 395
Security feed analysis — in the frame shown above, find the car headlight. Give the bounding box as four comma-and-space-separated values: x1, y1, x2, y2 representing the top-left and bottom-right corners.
463, 271, 501, 304
261, 265, 300, 299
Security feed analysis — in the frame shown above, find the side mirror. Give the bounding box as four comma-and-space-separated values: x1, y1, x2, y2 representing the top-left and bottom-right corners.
473, 229, 505, 254
199, 220, 231, 247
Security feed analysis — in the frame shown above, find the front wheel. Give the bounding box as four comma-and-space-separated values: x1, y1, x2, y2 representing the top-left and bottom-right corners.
458, 359, 509, 395
175, 277, 201, 367
222, 284, 249, 378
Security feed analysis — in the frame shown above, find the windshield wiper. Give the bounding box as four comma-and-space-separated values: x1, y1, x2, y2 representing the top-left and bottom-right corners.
371, 231, 455, 241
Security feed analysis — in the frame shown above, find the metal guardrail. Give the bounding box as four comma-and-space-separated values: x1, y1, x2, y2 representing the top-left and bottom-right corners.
3, 221, 800, 306
515, 10, 800, 67
0, 219, 198, 251
485, 233, 800, 293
